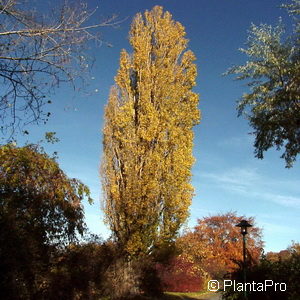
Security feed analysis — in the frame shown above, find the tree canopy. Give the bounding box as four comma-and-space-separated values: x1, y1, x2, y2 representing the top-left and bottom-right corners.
101, 5, 200, 256
0, 144, 92, 298
226, 0, 300, 167
192, 213, 263, 277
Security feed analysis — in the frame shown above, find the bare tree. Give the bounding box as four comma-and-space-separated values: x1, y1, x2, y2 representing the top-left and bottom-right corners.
0, 0, 119, 139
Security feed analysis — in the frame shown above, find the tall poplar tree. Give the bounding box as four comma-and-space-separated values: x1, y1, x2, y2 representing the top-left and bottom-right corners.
101, 6, 200, 256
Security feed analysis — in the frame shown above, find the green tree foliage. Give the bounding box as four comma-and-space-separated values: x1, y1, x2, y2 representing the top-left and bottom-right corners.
0, 144, 92, 299
226, 0, 300, 167
101, 6, 200, 257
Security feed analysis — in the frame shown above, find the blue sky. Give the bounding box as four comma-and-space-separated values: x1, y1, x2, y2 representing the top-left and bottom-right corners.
14, 0, 299, 252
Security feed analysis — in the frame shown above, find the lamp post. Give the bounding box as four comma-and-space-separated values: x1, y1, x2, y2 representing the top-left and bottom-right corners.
236, 220, 252, 299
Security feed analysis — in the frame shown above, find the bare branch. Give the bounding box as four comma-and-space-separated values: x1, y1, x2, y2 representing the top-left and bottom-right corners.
0, 0, 120, 139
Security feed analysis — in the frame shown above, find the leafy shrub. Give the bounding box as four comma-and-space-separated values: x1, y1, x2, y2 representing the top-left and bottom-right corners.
46, 237, 115, 299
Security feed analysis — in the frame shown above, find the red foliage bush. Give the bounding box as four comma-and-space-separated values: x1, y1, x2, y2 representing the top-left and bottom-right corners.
157, 257, 204, 292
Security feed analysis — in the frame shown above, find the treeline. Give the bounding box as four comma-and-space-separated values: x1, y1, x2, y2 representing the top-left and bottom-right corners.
1, 144, 300, 300
0, 144, 263, 299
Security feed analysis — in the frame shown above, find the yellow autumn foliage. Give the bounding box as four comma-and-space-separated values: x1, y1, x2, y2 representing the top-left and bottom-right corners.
101, 6, 200, 256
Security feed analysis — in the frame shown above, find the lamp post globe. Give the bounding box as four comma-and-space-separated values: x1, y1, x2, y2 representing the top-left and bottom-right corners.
236, 219, 253, 235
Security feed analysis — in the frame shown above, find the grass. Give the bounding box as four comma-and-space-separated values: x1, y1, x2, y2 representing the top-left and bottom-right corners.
164, 291, 214, 300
